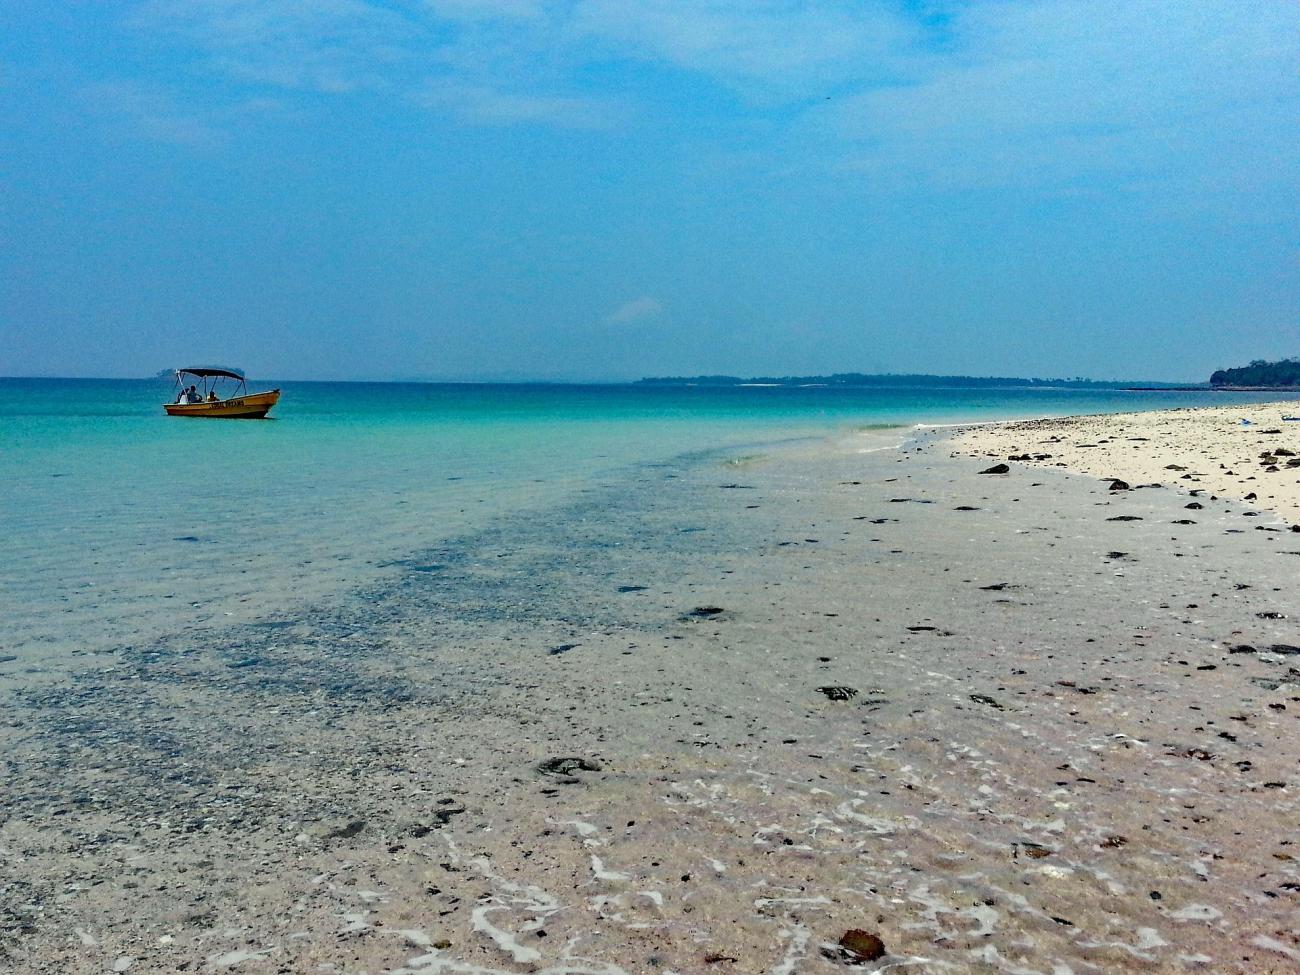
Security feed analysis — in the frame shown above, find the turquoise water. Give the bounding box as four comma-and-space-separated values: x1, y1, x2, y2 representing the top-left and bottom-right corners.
2, 377, 1292, 659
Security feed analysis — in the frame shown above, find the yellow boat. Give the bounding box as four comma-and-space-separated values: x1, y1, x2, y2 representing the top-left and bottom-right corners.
164, 367, 281, 419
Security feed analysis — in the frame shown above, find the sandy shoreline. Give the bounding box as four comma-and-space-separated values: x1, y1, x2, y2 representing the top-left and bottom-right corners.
3, 409, 1299, 974
950, 400, 1300, 523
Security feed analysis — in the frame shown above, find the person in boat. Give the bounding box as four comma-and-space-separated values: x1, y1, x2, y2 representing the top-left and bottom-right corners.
206, 390, 219, 402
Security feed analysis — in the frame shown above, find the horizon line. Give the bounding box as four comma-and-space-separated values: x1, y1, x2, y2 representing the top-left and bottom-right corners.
0, 372, 1206, 386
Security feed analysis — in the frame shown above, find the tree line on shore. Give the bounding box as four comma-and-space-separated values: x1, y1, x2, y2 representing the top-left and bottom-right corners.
1210, 358, 1300, 387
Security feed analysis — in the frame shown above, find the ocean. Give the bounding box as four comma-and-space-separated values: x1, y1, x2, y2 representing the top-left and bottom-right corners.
1, 377, 1289, 662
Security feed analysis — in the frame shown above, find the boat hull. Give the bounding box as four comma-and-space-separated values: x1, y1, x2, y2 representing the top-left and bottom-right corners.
164, 389, 281, 418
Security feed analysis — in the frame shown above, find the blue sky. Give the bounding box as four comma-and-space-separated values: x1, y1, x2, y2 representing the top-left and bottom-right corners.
1, 1, 1297, 381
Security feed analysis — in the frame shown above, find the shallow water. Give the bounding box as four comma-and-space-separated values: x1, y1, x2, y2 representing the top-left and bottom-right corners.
4, 422, 1296, 974
1, 378, 1291, 660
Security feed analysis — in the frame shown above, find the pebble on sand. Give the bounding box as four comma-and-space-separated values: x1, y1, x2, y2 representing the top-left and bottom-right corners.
837, 929, 887, 963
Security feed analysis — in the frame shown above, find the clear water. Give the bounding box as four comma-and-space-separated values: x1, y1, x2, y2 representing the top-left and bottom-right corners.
2, 377, 1291, 659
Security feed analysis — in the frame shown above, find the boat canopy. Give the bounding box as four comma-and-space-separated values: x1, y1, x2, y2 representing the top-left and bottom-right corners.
176, 366, 245, 380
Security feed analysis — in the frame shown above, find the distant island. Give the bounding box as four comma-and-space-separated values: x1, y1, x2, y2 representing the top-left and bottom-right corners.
636, 372, 1193, 390
1209, 358, 1300, 388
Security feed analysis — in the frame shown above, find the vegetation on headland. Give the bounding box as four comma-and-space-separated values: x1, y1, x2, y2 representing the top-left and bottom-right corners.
1209, 358, 1300, 388
636, 373, 1189, 389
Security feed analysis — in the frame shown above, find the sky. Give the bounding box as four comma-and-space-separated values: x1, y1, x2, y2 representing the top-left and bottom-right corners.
1, 1, 1297, 382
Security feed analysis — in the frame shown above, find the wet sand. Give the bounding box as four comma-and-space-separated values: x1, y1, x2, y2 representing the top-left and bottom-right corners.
2, 427, 1299, 974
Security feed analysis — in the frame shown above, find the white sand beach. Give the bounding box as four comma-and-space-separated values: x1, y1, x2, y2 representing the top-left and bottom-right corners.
954, 401, 1300, 522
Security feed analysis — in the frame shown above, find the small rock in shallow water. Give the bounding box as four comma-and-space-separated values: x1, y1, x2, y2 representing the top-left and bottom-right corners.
1108, 479, 1131, 491
687, 606, 725, 618
837, 930, 886, 963
979, 463, 1010, 475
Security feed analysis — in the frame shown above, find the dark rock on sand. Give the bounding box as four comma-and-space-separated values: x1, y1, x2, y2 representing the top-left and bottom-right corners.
617, 585, 648, 593
1107, 515, 1143, 521
538, 757, 602, 779
549, 644, 580, 656
970, 693, 1005, 710
687, 606, 725, 618
324, 820, 366, 840
410, 804, 466, 834
817, 686, 859, 701
1056, 681, 1098, 694
1270, 644, 1300, 655
1108, 479, 1131, 491
1185, 502, 1203, 509
980, 463, 1010, 475
432, 804, 466, 826
837, 930, 886, 963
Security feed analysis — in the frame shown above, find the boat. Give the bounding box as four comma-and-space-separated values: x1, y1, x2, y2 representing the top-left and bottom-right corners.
164, 367, 281, 419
